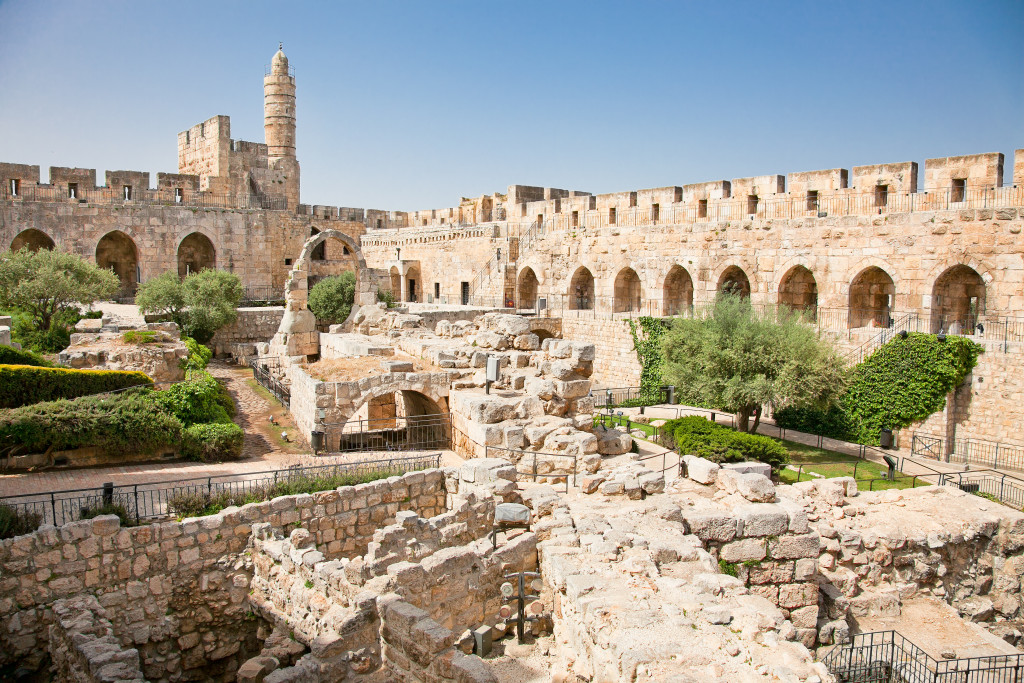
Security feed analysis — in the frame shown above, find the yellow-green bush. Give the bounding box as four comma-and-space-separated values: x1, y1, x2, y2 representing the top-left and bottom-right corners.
0, 364, 153, 409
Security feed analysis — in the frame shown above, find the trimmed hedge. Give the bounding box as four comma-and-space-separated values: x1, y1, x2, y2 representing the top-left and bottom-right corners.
662, 415, 789, 470
180, 422, 244, 462
0, 364, 153, 409
0, 345, 54, 367
0, 389, 182, 455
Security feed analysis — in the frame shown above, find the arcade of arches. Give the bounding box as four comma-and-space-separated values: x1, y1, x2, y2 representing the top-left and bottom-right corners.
778, 266, 818, 315
849, 267, 895, 328
95, 231, 139, 293
177, 232, 216, 278
518, 267, 539, 310
718, 266, 751, 298
569, 267, 594, 310
613, 267, 642, 313
663, 265, 694, 316
10, 229, 54, 252
932, 265, 986, 333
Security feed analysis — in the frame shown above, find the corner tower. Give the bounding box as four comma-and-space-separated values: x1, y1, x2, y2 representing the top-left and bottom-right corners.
264, 44, 300, 207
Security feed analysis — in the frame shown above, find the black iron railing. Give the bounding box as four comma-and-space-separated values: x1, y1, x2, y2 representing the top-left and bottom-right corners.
250, 358, 290, 407
320, 413, 451, 454
823, 630, 1024, 682
912, 432, 1024, 474
933, 469, 1024, 510
0, 453, 442, 527
1, 185, 288, 210
592, 386, 669, 409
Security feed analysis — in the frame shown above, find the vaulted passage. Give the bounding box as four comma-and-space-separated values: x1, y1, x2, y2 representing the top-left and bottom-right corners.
849, 266, 895, 328
95, 231, 139, 294
613, 267, 642, 313
335, 390, 449, 452
518, 267, 539, 310
718, 266, 751, 299
11, 229, 55, 252
778, 266, 818, 316
663, 265, 694, 316
177, 232, 216, 277
932, 265, 986, 334
569, 266, 594, 310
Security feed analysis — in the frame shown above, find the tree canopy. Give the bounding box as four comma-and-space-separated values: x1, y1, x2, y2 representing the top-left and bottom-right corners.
136, 269, 242, 343
308, 271, 356, 324
0, 247, 119, 333
661, 294, 846, 432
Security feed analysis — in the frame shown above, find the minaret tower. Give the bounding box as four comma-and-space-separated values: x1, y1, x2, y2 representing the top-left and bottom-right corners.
264, 43, 300, 207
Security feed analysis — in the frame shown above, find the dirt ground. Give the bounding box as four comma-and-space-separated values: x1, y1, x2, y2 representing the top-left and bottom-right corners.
303, 351, 438, 382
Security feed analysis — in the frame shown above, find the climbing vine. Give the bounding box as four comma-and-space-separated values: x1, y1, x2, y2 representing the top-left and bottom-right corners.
627, 317, 671, 400
775, 332, 983, 445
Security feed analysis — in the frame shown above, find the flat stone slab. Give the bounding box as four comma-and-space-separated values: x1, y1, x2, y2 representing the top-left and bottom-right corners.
722, 462, 772, 478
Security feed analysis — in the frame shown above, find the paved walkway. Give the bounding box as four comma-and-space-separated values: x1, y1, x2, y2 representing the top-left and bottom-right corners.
0, 361, 462, 498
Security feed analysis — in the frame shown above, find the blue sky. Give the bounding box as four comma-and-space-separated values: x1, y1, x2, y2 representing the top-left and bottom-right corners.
0, 0, 1021, 211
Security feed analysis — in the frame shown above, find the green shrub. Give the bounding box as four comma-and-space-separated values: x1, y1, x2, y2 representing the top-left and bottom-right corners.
79, 502, 137, 527
181, 336, 212, 371
122, 330, 159, 344
0, 389, 182, 455
773, 404, 856, 441
308, 272, 356, 324
154, 370, 230, 426
377, 289, 396, 308
0, 364, 153, 409
180, 422, 244, 462
0, 503, 42, 540
663, 415, 789, 470
0, 345, 54, 367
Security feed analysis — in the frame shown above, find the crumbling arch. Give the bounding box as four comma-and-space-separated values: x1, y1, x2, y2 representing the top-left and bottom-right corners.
177, 232, 216, 277
95, 231, 139, 294
569, 266, 594, 310
10, 229, 54, 252
613, 267, 643, 313
663, 264, 694, 316
518, 267, 539, 310
931, 264, 986, 334
717, 265, 751, 299
389, 266, 401, 298
778, 265, 818, 317
849, 266, 895, 328
310, 227, 325, 261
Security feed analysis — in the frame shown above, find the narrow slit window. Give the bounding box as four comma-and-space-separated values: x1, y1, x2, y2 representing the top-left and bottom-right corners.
521, 203, 527, 217
571, 210, 579, 228
123, 185, 132, 200
376, 219, 382, 229
806, 190, 818, 212
537, 214, 543, 226
747, 195, 758, 214
68, 183, 78, 199
9, 179, 20, 196
875, 184, 888, 207
434, 282, 440, 299
174, 188, 183, 203
629, 193, 637, 208
652, 203, 660, 222
698, 199, 708, 218
609, 207, 617, 225
951, 178, 966, 202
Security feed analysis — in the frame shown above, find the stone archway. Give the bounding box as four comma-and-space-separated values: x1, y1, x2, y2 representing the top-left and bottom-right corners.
569, 266, 594, 310
778, 266, 818, 317
177, 232, 216, 277
95, 231, 139, 294
932, 265, 986, 334
718, 265, 751, 299
518, 267, 539, 310
405, 264, 421, 303
849, 266, 895, 329
613, 267, 642, 313
11, 229, 55, 252
663, 265, 694, 316
389, 267, 401, 298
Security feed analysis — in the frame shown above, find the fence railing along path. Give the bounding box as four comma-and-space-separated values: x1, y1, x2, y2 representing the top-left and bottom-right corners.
0, 453, 442, 527
912, 432, 1024, 474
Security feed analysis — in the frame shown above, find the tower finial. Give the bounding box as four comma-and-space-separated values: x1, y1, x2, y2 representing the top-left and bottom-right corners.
279, 42, 283, 51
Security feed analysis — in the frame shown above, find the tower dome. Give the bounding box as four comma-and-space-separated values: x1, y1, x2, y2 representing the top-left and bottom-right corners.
271, 43, 289, 74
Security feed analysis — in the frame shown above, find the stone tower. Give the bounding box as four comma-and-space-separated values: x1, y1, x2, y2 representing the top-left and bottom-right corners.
264, 44, 300, 207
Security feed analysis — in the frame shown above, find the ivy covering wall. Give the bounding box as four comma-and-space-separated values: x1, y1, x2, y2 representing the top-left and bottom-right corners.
627, 317, 670, 399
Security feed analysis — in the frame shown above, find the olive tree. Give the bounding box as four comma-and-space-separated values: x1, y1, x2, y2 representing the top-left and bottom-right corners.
136, 269, 242, 343
661, 294, 846, 432
308, 271, 356, 324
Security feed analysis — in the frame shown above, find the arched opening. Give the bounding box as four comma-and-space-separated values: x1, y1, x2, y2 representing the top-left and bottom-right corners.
569, 266, 594, 310
718, 266, 751, 299
849, 266, 895, 328
778, 266, 818, 318
10, 229, 55, 252
663, 265, 694, 316
389, 266, 401, 299
95, 231, 139, 295
518, 267, 539, 310
310, 227, 325, 261
613, 267, 642, 313
339, 390, 449, 451
405, 264, 421, 303
177, 232, 216, 278
932, 265, 986, 334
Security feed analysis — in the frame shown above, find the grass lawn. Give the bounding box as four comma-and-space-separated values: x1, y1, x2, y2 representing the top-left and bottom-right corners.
593, 414, 658, 438
774, 438, 927, 491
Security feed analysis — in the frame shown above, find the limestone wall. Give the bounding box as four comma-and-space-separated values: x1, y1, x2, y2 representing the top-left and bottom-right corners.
47, 596, 146, 683
209, 306, 285, 360
559, 316, 640, 388
0, 469, 447, 678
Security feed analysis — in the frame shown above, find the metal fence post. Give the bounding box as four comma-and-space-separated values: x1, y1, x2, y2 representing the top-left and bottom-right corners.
134, 485, 140, 522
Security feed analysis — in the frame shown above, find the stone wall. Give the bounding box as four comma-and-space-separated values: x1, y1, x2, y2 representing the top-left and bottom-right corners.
48, 595, 146, 683
210, 306, 285, 360
559, 316, 640, 388
0, 469, 447, 679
